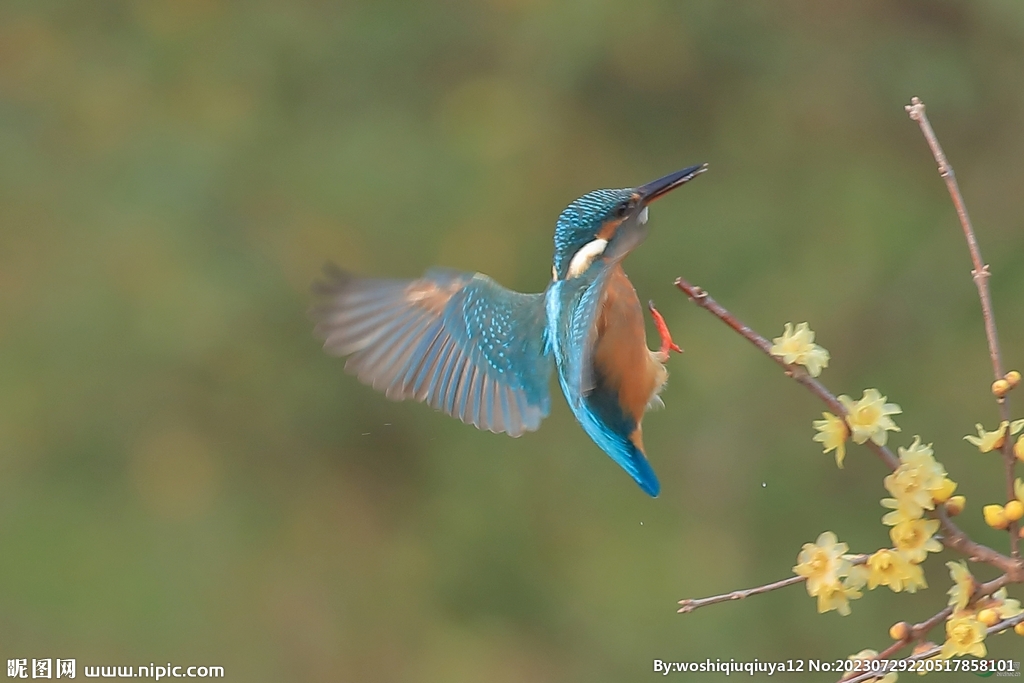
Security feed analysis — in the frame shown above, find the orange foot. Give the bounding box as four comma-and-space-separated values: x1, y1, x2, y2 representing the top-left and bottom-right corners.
648, 300, 683, 361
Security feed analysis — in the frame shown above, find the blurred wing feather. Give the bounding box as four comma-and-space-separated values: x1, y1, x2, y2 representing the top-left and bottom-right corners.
312, 265, 551, 436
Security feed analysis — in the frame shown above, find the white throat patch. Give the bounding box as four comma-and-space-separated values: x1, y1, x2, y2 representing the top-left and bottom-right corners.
565, 238, 608, 279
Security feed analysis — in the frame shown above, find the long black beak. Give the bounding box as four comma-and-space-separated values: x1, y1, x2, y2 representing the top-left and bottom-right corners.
636, 164, 708, 204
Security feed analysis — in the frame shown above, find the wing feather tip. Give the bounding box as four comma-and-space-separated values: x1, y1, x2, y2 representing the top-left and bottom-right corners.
310, 263, 350, 294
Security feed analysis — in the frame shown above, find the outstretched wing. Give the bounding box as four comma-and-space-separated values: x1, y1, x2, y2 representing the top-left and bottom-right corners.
311, 265, 552, 437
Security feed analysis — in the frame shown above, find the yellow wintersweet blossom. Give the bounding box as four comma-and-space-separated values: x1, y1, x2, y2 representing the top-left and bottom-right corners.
889, 518, 942, 564
813, 412, 849, 468
839, 389, 902, 446
880, 498, 918, 527
1016, 477, 1024, 503
972, 587, 1021, 620
845, 564, 868, 589
880, 437, 954, 523
898, 437, 951, 497
791, 533, 867, 616
946, 561, 975, 612
993, 588, 1022, 620
964, 423, 1005, 452
940, 614, 987, 659
794, 532, 850, 596
770, 322, 830, 377
964, 419, 1024, 453
866, 549, 926, 593
815, 577, 863, 616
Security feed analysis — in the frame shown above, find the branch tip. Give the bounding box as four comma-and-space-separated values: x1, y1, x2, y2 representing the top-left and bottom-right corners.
905, 96, 925, 121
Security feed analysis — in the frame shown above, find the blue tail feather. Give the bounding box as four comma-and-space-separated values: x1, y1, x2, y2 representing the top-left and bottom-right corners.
579, 392, 660, 497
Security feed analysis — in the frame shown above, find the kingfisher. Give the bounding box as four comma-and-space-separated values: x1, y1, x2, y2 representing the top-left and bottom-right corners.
312, 164, 706, 496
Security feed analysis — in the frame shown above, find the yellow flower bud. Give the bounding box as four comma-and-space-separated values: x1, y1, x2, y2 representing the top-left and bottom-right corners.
932, 478, 957, 504
1015, 621, 1024, 636
978, 608, 1000, 627
945, 495, 966, 516
992, 379, 1011, 397
1006, 499, 1024, 522
889, 621, 911, 640
1015, 436, 1024, 463
984, 504, 1009, 530
1007, 370, 1022, 388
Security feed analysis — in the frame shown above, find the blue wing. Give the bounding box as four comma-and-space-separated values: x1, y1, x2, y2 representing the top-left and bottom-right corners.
312, 265, 552, 436
547, 267, 660, 496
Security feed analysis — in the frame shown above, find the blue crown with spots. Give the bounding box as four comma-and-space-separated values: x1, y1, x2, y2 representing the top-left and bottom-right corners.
553, 188, 633, 279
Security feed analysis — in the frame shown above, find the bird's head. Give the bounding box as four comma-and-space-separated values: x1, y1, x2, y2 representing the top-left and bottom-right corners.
551, 164, 707, 281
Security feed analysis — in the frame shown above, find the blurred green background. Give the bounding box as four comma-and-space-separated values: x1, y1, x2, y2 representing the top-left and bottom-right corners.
2, 1, 1024, 680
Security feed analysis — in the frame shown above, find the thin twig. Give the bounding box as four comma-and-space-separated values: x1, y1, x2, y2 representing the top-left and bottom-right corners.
679, 554, 872, 614
839, 608, 954, 683
906, 97, 1019, 555
905, 98, 1004, 380
838, 574, 1012, 683
673, 277, 1024, 580
931, 506, 1019, 577
677, 575, 805, 613
673, 278, 898, 470
842, 609, 1024, 683
871, 607, 952, 663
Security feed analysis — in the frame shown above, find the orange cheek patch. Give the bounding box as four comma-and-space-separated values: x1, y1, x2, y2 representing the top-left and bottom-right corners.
597, 218, 623, 241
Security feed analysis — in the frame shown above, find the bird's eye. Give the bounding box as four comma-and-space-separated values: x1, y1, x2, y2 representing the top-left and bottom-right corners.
613, 201, 631, 218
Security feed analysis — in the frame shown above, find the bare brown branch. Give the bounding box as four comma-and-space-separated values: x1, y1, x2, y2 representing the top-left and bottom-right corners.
679, 554, 874, 614
906, 96, 1019, 555
673, 277, 898, 470
673, 277, 1024, 580
842, 611, 1024, 683
677, 574, 805, 614
838, 574, 1012, 683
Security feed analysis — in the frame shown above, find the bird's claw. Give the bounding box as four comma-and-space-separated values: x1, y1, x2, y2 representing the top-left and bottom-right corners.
648, 300, 683, 359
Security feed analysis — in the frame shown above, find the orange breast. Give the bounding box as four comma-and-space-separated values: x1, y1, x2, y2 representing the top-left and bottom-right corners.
592, 266, 665, 426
